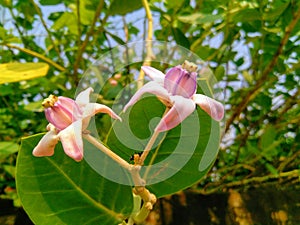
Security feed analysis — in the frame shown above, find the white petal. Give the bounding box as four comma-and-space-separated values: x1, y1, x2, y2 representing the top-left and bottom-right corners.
81, 103, 122, 130
58, 120, 83, 162
75, 87, 94, 109
142, 66, 165, 84
193, 94, 224, 121
32, 129, 59, 157
155, 95, 195, 132
123, 81, 170, 112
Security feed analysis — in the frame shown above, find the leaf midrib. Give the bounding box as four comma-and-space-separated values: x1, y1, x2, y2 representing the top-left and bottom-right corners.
47, 157, 122, 220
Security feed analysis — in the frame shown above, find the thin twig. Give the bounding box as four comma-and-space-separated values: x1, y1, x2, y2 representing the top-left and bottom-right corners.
122, 16, 130, 74
8, 7, 28, 47
4, 44, 65, 72
195, 169, 300, 195
76, 0, 82, 46
277, 146, 300, 172
30, 0, 63, 63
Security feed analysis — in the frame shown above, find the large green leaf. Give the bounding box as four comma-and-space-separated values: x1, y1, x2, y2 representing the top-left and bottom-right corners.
16, 134, 133, 225
105, 93, 221, 197
0, 62, 49, 84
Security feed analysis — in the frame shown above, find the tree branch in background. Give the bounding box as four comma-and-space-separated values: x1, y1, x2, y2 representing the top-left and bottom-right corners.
194, 169, 299, 195
30, 0, 63, 64
7, 7, 28, 47
73, 0, 105, 83
224, 8, 300, 134
4, 44, 66, 72
138, 0, 154, 89
76, 0, 82, 47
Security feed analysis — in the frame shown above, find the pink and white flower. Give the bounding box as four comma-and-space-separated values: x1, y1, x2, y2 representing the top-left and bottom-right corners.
33, 87, 121, 161
124, 61, 224, 132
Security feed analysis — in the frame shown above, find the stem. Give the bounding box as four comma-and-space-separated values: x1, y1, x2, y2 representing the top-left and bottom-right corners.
83, 133, 157, 215
138, 0, 154, 89
132, 203, 151, 223
138, 129, 160, 165
83, 134, 131, 170
84, 104, 171, 224
138, 107, 170, 166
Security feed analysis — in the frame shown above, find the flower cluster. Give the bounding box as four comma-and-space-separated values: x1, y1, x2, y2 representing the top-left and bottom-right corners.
33, 62, 224, 161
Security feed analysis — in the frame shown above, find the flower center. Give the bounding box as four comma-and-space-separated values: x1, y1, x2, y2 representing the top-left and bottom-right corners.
181, 60, 197, 73
42, 95, 58, 108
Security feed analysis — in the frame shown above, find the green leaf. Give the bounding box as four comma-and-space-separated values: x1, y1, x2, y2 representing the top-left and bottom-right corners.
215, 65, 225, 81
78, 0, 96, 25
105, 93, 221, 198
106, 31, 126, 45
165, 0, 184, 9
233, 8, 261, 22
259, 125, 277, 150
24, 100, 44, 112
0, 85, 14, 96
264, 162, 278, 175
51, 12, 78, 35
0, 141, 19, 158
0, 63, 49, 84
171, 27, 190, 49
263, 27, 282, 34
39, 0, 62, 5
3, 165, 16, 178
263, 1, 289, 21
16, 134, 133, 225
242, 71, 253, 84
108, 0, 143, 16
178, 13, 223, 24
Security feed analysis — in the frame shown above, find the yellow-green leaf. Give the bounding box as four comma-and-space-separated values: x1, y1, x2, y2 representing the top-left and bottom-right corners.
0, 62, 49, 84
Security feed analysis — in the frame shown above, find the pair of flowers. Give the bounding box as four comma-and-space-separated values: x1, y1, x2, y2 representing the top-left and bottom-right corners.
33, 62, 224, 161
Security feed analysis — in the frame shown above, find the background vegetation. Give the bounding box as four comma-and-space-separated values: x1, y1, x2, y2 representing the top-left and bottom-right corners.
0, 0, 299, 223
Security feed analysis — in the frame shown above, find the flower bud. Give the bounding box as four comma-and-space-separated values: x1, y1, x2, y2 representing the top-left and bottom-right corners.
164, 61, 197, 98
42, 95, 81, 131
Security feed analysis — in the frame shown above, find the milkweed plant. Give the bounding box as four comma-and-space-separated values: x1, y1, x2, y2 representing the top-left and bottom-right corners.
16, 59, 224, 225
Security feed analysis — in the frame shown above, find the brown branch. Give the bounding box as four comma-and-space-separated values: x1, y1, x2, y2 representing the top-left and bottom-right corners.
73, 0, 105, 81
76, 0, 82, 46
278, 147, 300, 172
275, 88, 300, 123
224, 8, 300, 134
194, 169, 300, 195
